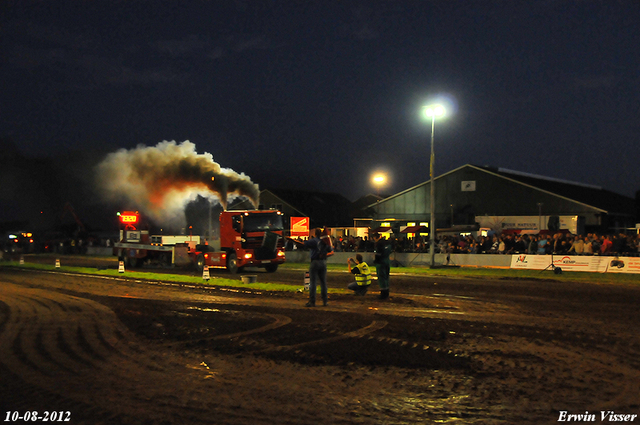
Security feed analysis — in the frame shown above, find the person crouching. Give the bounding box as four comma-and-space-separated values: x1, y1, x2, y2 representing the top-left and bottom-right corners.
347, 254, 372, 296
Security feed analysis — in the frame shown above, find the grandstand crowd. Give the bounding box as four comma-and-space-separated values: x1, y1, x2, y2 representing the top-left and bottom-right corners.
317, 232, 640, 256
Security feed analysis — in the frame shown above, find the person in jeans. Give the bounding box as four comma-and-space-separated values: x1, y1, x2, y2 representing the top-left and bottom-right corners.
303, 228, 333, 307
372, 232, 391, 299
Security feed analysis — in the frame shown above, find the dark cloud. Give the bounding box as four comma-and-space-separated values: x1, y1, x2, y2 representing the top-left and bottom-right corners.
1, 0, 639, 231
573, 75, 618, 90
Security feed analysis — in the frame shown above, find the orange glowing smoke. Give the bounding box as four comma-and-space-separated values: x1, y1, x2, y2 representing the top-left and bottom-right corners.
95, 141, 259, 225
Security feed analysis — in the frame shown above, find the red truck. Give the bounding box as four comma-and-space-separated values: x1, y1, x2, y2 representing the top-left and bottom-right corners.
114, 210, 286, 273
194, 209, 286, 273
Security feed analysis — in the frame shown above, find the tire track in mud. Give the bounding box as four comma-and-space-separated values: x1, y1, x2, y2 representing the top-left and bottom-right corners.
139, 300, 470, 371
265, 319, 389, 350
160, 307, 388, 352
0, 282, 294, 424
190, 311, 293, 341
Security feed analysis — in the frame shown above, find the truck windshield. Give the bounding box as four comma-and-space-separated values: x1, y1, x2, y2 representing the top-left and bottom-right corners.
243, 213, 284, 232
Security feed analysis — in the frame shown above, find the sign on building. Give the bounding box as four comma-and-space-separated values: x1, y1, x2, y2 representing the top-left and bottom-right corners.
290, 217, 310, 237
461, 181, 476, 191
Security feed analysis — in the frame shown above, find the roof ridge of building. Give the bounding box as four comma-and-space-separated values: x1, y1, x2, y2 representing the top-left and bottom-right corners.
496, 167, 603, 190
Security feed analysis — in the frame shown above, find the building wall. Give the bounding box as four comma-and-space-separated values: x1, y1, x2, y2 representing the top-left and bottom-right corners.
373, 165, 605, 230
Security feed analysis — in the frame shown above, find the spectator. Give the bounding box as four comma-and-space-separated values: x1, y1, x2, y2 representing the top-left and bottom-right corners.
490, 236, 499, 253
504, 234, 516, 254
568, 235, 585, 255
556, 233, 571, 254
514, 235, 527, 253
600, 235, 613, 255
552, 233, 565, 254
296, 228, 334, 307
537, 236, 548, 255
528, 235, 539, 254
590, 234, 601, 254
583, 237, 593, 255
481, 236, 492, 254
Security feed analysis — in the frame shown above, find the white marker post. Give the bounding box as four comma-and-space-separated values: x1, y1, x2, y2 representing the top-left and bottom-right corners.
202, 265, 210, 280
118, 261, 125, 273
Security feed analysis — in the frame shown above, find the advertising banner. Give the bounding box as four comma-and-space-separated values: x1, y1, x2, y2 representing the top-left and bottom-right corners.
290, 217, 310, 237
510, 255, 640, 274
477, 215, 580, 234
602, 256, 640, 274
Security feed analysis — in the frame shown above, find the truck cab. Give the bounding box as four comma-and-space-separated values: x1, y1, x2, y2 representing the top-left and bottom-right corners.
196, 210, 286, 273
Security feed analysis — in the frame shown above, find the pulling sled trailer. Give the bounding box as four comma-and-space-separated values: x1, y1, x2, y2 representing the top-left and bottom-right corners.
113, 211, 198, 267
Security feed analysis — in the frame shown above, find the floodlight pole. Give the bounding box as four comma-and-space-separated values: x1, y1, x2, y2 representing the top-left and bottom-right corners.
429, 114, 436, 268
423, 104, 445, 268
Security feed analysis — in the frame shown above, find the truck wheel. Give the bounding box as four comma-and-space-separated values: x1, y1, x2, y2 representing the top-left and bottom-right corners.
226, 253, 238, 274
196, 254, 205, 272
264, 263, 278, 273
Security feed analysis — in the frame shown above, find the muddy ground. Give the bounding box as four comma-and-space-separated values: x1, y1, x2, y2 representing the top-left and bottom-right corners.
1, 256, 639, 424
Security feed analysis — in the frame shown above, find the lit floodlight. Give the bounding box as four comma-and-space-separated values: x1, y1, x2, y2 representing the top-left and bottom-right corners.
424, 104, 446, 119
372, 173, 386, 185
371, 171, 389, 195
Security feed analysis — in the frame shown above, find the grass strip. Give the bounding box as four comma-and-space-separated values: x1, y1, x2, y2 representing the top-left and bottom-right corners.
1, 261, 317, 293
280, 262, 640, 285
4, 258, 639, 289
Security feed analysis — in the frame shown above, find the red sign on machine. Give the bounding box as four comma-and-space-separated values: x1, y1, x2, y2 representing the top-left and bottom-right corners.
119, 211, 138, 224
290, 217, 309, 237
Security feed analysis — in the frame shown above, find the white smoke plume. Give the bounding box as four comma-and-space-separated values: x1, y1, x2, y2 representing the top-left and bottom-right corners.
95, 140, 259, 225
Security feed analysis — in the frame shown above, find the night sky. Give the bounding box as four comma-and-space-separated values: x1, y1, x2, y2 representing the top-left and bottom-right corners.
2, 1, 639, 229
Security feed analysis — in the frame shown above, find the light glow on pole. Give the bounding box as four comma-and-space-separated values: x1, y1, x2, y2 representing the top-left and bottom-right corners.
371, 172, 388, 195
372, 173, 386, 186
424, 105, 446, 119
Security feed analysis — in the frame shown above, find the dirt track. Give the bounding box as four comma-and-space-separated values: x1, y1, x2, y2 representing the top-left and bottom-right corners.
1, 258, 640, 424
